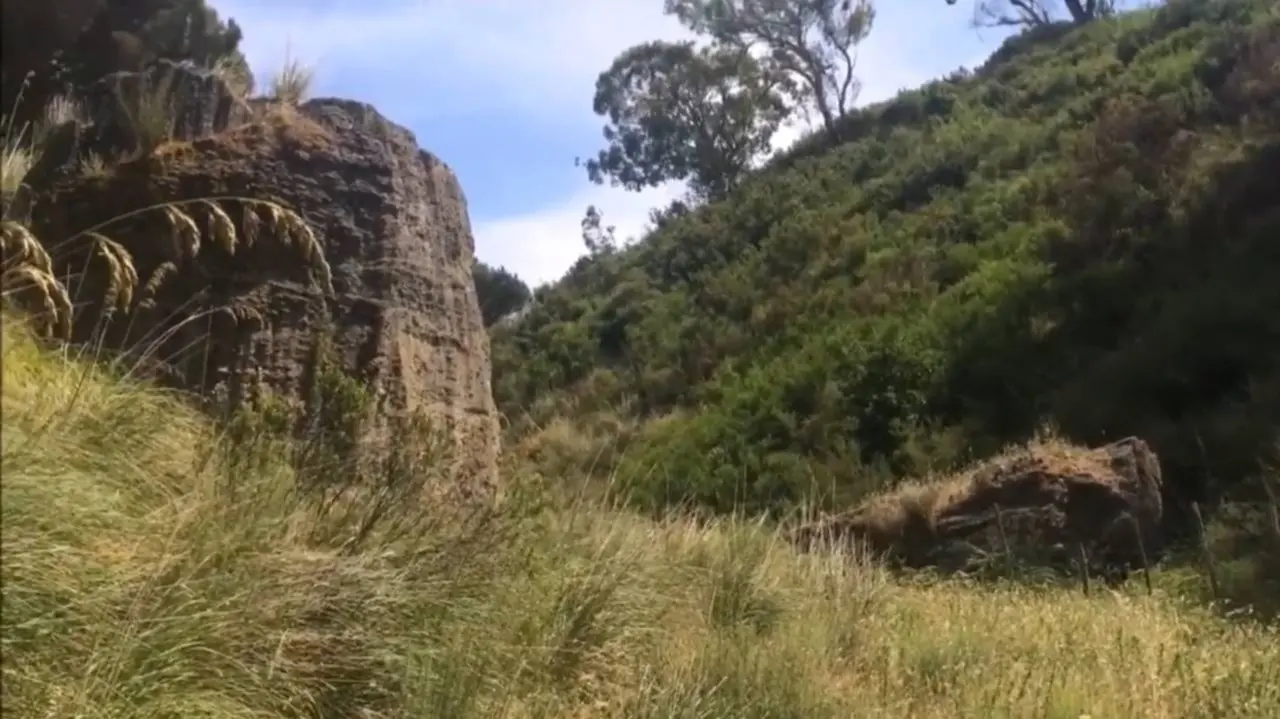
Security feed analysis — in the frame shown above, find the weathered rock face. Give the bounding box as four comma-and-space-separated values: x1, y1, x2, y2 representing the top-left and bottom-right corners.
84, 58, 255, 153
793, 437, 1165, 579
10, 59, 254, 220
24, 67, 501, 497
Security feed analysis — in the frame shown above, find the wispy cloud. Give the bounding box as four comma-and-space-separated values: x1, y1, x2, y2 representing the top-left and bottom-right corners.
212, 0, 1012, 287
218, 0, 690, 120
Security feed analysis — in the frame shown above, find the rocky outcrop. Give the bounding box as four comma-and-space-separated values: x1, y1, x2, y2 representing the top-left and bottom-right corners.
793, 437, 1165, 579
21, 64, 500, 497
9, 59, 254, 221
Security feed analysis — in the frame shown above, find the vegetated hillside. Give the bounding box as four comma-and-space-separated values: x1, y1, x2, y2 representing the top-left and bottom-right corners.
491, 0, 1280, 519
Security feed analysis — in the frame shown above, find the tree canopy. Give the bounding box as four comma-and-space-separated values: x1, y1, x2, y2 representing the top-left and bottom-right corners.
473, 261, 532, 327
664, 0, 875, 138
944, 0, 1117, 27
584, 40, 790, 203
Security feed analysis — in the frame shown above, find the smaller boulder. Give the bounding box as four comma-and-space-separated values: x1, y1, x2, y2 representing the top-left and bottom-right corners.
792, 436, 1165, 578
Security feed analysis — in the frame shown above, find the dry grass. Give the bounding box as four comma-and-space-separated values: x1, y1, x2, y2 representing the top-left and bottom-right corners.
269, 52, 316, 107
1, 221, 71, 337
1, 111, 36, 204
118, 68, 180, 156
802, 432, 1141, 557
77, 151, 115, 178
35, 93, 84, 138
1, 142, 34, 200
2, 315, 1277, 718
209, 55, 255, 99
0, 198, 333, 339
2, 86, 85, 207
514, 410, 643, 489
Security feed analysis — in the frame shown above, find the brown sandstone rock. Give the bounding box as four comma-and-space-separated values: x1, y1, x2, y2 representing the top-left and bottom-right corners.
25, 92, 500, 498
793, 436, 1165, 577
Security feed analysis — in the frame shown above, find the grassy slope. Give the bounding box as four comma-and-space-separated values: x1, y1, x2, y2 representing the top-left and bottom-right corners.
491, 0, 1280, 516
4, 322, 1280, 715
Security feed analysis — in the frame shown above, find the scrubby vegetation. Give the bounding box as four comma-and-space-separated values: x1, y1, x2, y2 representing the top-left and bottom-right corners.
4, 316, 1280, 717
495, 0, 1280, 526
473, 259, 533, 327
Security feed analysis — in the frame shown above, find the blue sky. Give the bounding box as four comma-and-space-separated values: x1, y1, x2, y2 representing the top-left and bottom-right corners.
209, 0, 1020, 287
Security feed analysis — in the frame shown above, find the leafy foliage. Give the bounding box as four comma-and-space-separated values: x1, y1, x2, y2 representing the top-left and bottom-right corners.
665, 0, 876, 137
585, 40, 791, 202
493, 0, 1280, 519
473, 260, 532, 327
945, 0, 1118, 27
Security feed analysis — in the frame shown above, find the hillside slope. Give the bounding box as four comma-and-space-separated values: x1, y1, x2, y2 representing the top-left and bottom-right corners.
491, 0, 1280, 517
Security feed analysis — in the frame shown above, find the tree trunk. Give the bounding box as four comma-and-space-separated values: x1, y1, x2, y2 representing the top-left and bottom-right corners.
1062, 0, 1093, 23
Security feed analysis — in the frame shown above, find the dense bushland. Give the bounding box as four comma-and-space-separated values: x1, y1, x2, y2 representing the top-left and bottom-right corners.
492, 0, 1280, 521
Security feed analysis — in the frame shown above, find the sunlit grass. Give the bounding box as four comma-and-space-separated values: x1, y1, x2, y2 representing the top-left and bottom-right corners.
2, 315, 1277, 718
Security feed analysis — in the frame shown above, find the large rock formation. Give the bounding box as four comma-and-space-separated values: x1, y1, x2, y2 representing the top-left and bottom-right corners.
793, 437, 1165, 580
19, 63, 501, 497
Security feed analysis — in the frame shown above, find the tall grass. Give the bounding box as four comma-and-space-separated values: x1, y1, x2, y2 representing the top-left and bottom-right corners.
2, 316, 1278, 717
210, 54, 255, 99
268, 50, 315, 107
119, 69, 179, 156
0, 141, 33, 201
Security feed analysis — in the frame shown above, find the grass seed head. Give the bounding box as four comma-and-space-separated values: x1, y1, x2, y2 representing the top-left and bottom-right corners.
219, 301, 264, 328
241, 204, 261, 250
139, 261, 178, 309
1, 220, 53, 274
85, 232, 139, 313
256, 202, 333, 296
199, 200, 238, 256
1, 265, 72, 338
286, 217, 333, 295
163, 206, 201, 261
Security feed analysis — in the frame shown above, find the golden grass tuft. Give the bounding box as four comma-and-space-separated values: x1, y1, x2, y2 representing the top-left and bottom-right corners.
3, 195, 334, 343
2, 221, 71, 338
161, 204, 202, 261
268, 52, 316, 107
120, 68, 179, 156
151, 198, 333, 294
85, 232, 139, 314
0, 265, 72, 338
3, 316, 1278, 718
138, 260, 177, 309
197, 199, 238, 256
2, 220, 52, 274
157, 199, 333, 292
241, 201, 262, 248
0, 142, 34, 199
77, 150, 114, 177
262, 201, 334, 292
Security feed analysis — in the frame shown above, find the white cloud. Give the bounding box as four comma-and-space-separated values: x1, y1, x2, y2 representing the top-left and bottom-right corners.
213, 0, 1007, 287
474, 182, 682, 288
215, 0, 691, 119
